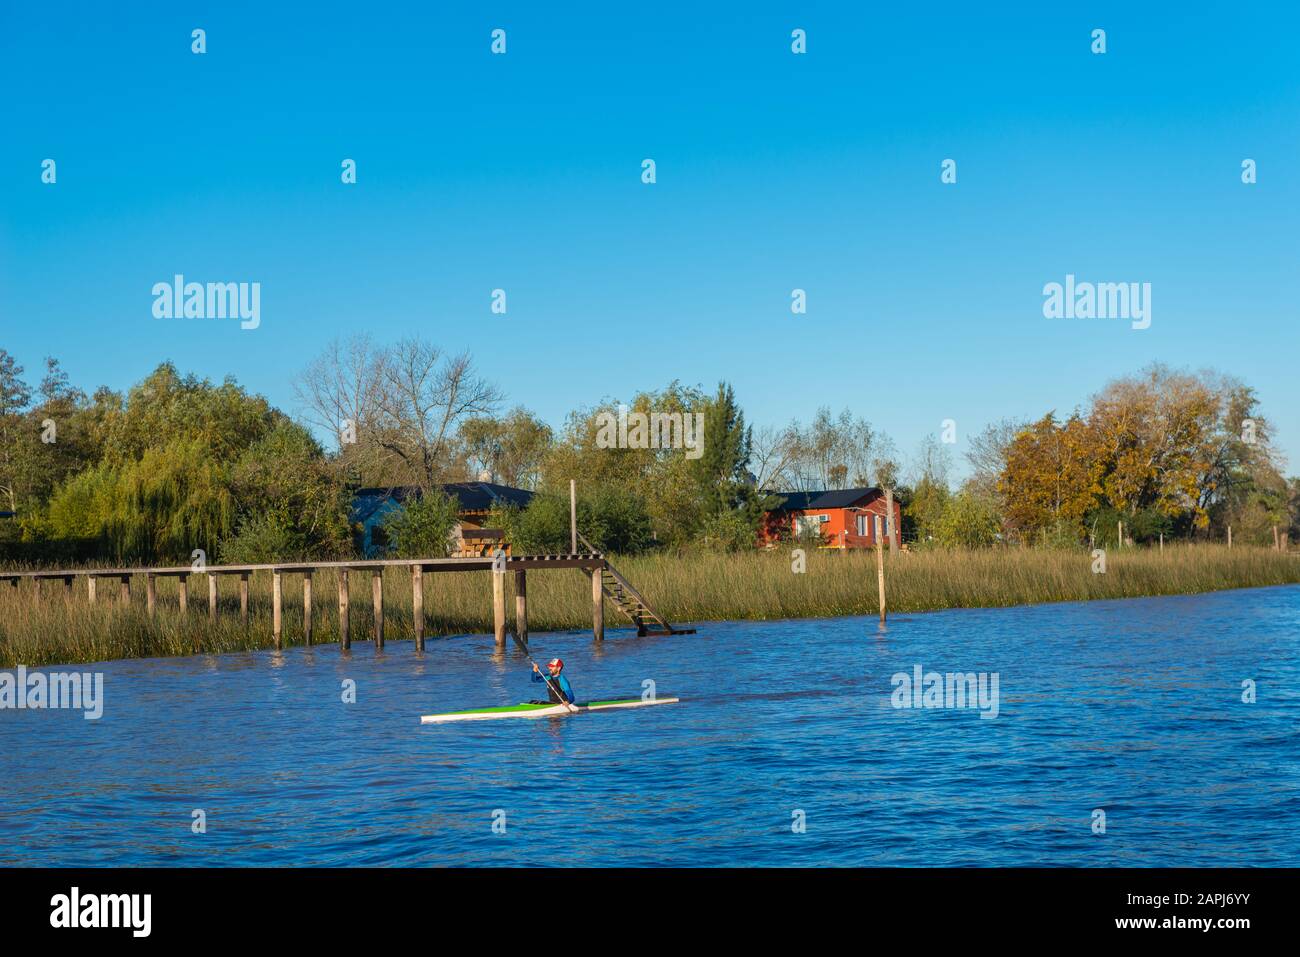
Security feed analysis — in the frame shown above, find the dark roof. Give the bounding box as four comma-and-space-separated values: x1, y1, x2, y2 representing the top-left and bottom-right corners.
439, 482, 535, 512
766, 487, 883, 512
351, 483, 534, 522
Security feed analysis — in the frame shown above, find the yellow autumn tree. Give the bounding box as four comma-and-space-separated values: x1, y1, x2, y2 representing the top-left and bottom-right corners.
998, 413, 1104, 543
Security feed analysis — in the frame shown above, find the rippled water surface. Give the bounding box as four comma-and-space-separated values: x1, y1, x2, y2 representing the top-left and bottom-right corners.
2, 585, 1297, 866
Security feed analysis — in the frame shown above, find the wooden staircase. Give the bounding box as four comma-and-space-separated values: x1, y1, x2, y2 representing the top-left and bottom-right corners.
577, 532, 695, 637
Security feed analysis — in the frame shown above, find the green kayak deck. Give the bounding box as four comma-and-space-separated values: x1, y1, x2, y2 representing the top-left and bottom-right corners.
421, 696, 680, 724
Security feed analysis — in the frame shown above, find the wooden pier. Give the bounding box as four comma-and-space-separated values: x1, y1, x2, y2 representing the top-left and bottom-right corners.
0, 552, 693, 652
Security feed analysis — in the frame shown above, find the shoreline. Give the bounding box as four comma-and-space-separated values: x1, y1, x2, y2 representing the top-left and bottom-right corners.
2, 545, 1296, 668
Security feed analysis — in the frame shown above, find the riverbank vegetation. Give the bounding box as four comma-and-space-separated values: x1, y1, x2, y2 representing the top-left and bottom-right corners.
2, 545, 1296, 668
2, 341, 1299, 666
2, 344, 1297, 567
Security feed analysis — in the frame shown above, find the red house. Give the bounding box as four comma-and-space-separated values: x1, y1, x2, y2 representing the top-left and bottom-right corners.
759, 487, 902, 550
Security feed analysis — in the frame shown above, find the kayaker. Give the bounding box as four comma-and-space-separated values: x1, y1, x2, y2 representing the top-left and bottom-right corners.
531, 658, 575, 704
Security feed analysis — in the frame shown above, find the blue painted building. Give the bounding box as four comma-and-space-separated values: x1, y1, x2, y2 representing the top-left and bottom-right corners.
350, 483, 534, 557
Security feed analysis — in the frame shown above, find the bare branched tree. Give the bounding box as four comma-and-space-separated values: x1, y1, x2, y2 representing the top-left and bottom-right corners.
294, 337, 502, 489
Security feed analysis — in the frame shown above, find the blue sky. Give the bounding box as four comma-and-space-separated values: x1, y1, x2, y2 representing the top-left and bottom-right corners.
2, 2, 1297, 477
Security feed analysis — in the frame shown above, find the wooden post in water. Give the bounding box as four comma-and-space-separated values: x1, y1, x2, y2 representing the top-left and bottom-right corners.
178, 575, 188, 614
492, 568, 507, 647
87, 576, 97, 604
239, 573, 250, 626
146, 574, 157, 617
876, 540, 887, 624
592, 566, 605, 642
208, 574, 218, 621
338, 569, 350, 650
272, 570, 283, 649
411, 564, 424, 653
302, 572, 313, 645
372, 571, 384, 649
885, 487, 897, 554
514, 569, 528, 647
570, 479, 578, 554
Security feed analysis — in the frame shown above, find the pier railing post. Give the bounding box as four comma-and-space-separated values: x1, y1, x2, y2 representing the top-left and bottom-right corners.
178, 574, 188, 614
411, 564, 424, 653
272, 570, 283, 649
303, 571, 313, 646
592, 565, 604, 642
87, 576, 97, 604
208, 574, 218, 621
515, 569, 527, 647
372, 571, 384, 649
146, 574, 157, 617
492, 567, 507, 647
338, 569, 351, 650
239, 573, 250, 626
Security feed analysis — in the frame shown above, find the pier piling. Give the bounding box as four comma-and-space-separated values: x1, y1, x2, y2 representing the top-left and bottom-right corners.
239, 573, 249, 625
302, 572, 313, 645
272, 571, 283, 649
411, 565, 424, 653
492, 568, 506, 647
338, 569, 350, 650
515, 569, 528, 646
146, 574, 157, 616
592, 567, 604, 642
208, 574, 218, 621
372, 571, 384, 649
178, 575, 188, 614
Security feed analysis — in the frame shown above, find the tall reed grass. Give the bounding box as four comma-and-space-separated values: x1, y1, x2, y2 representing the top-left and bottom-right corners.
1, 545, 1296, 667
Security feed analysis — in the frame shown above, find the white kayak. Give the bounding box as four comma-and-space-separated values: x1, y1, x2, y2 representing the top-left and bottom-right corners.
421, 696, 681, 724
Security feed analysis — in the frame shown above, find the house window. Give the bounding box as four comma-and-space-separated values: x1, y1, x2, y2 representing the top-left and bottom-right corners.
856, 514, 867, 536
795, 514, 829, 536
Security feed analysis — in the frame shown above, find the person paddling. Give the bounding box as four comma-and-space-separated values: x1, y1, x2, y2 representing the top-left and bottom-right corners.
531, 658, 575, 704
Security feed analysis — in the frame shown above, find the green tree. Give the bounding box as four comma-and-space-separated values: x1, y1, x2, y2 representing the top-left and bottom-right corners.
693, 382, 751, 511
934, 492, 1001, 547
381, 489, 460, 558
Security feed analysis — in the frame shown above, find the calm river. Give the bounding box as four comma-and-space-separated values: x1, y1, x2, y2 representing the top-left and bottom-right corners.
1, 585, 1296, 866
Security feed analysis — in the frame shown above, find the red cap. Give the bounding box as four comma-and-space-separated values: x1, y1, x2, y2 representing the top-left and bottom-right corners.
547, 658, 563, 671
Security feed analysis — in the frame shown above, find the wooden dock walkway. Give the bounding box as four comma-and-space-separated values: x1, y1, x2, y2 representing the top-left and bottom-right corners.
0, 552, 693, 652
